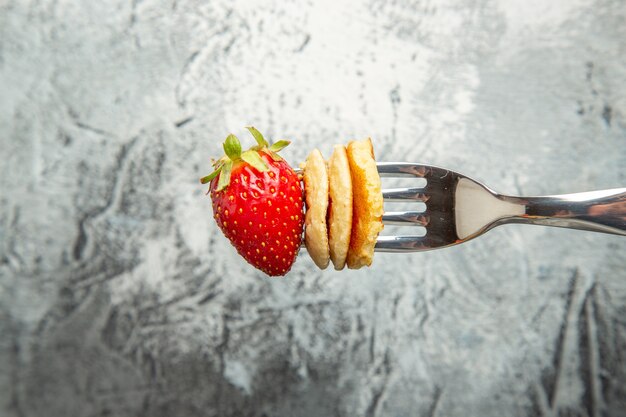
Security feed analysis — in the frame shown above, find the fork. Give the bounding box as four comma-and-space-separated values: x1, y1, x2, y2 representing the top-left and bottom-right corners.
376, 162, 626, 252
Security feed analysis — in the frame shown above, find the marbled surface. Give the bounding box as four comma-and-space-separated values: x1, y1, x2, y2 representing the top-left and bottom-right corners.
1, 0, 626, 416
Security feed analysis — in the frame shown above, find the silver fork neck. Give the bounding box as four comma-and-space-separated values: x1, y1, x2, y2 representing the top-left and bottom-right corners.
496, 189, 626, 236
455, 178, 626, 238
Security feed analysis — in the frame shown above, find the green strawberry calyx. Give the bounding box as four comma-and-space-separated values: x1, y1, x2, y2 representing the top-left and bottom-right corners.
200, 127, 291, 191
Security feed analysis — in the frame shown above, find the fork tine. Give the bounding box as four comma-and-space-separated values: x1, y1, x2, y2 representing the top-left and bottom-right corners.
375, 235, 428, 252
382, 211, 429, 226
382, 188, 429, 202
376, 162, 430, 178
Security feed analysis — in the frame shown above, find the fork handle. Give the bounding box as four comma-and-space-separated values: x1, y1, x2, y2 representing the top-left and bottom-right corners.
501, 188, 626, 236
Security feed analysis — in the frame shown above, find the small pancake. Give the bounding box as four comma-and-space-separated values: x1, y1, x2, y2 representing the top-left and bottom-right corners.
303, 149, 330, 269
328, 145, 353, 270
346, 138, 384, 269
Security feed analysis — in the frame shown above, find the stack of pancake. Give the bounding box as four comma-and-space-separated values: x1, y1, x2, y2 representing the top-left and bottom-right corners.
301, 139, 384, 270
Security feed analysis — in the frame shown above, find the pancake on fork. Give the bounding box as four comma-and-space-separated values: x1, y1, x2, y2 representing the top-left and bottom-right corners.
303, 149, 330, 269
346, 138, 384, 269
327, 145, 353, 270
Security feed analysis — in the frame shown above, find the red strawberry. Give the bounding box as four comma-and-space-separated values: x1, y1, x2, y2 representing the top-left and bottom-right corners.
201, 127, 304, 276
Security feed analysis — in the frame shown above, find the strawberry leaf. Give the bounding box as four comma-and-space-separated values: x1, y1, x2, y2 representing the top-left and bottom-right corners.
223, 134, 241, 160
268, 152, 283, 162
269, 140, 290, 153
246, 126, 269, 148
216, 160, 233, 191
200, 168, 221, 184
241, 150, 269, 172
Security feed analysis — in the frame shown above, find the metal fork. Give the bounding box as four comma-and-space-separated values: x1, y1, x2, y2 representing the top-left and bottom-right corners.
376, 162, 626, 252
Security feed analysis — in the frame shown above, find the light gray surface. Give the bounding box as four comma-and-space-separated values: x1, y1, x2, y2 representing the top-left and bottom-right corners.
1, 0, 626, 416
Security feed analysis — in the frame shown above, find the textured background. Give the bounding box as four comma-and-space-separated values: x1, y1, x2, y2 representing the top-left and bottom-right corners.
1, 0, 626, 416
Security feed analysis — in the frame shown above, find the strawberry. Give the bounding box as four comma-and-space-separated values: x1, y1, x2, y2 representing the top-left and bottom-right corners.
201, 127, 304, 276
